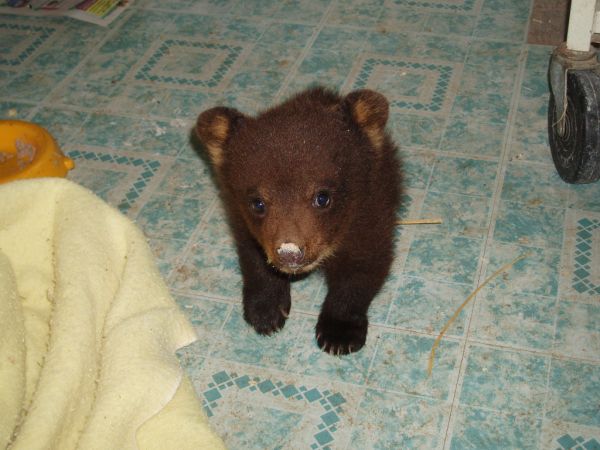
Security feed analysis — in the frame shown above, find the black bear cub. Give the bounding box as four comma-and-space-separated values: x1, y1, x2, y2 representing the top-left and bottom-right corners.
196, 87, 401, 355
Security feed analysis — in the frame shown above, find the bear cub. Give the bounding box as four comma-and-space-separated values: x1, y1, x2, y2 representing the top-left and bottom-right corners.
196, 87, 401, 355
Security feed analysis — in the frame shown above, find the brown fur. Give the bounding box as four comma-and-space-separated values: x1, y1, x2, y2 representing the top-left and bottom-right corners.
196, 87, 402, 354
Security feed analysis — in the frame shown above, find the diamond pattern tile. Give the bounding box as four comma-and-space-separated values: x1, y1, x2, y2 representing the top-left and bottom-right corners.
135, 39, 245, 89
3, 3, 599, 448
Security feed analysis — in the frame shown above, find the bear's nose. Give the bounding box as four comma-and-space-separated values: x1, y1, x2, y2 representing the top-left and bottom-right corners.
276, 242, 304, 267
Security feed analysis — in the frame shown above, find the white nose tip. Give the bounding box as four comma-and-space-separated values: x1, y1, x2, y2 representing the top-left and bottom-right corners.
277, 242, 301, 255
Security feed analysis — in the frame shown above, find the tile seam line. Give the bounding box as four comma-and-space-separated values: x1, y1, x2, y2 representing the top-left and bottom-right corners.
264, 21, 523, 45
462, 339, 600, 365
130, 5, 324, 27
28, 8, 141, 122
39, 104, 198, 125
364, 200, 431, 423
165, 196, 219, 286
168, 290, 470, 340
435, 27, 479, 163
287, 311, 600, 357
441, 40, 532, 450
204, 303, 235, 362
539, 205, 574, 446
406, 149, 502, 163
380, 241, 414, 326
281, 314, 312, 374
171, 290, 598, 358
168, 288, 239, 305
201, 357, 552, 425
208, 354, 453, 406
402, 149, 567, 169
416, 31, 476, 307
174, 291, 237, 306
352, 230, 412, 444
273, 0, 337, 102
450, 402, 545, 420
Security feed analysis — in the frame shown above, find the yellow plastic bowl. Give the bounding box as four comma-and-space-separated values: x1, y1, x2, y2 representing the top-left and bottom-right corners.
0, 120, 74, 184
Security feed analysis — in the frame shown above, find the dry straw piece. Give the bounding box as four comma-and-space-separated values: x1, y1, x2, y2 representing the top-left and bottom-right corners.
427, 253, 530, 377
396, 218, 443, 225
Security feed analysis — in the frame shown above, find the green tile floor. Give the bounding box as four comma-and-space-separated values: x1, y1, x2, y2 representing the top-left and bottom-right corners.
2, 0, 599, 448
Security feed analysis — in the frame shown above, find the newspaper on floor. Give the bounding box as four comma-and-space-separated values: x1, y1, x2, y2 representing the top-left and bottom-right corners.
0, 0, 131, 26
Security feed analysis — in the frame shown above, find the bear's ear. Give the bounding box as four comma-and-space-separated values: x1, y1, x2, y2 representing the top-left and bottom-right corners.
196, 107, 245, 167
344, 89, 389, 152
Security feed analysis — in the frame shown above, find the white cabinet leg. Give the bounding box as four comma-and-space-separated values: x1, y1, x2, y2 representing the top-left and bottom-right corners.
566, 0, 596, 51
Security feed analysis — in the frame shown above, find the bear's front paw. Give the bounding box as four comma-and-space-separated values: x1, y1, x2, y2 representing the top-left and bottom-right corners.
315, 313, 368, 355
243, 299, 290, 336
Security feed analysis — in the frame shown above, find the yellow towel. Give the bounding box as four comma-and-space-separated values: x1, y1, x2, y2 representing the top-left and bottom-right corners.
0, 178, 225, 450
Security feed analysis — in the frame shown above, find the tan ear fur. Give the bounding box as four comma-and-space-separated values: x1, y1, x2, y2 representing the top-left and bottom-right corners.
345, 90, 389, 152
195, 107, 242, 167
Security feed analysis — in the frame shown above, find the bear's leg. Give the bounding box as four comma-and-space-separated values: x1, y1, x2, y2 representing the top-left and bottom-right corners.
317, 255, 391, 355
237, 236, 291, 335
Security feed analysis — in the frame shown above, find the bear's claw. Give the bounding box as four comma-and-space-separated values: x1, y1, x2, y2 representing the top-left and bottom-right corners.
315, 314, 367, 355
244, 301, 290, 336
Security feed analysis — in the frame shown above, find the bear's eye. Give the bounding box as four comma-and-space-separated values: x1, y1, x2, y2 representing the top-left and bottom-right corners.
250, 198, 266, 215
313, 190, 331, 209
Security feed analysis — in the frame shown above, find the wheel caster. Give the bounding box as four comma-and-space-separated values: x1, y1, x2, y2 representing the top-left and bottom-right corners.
548, 46, 600, 184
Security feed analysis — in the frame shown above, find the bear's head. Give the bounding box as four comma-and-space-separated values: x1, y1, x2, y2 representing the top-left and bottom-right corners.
196, 88, 390, 274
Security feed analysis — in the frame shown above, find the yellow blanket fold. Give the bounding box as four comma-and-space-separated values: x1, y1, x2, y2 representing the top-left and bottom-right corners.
0, 178, 225, 450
